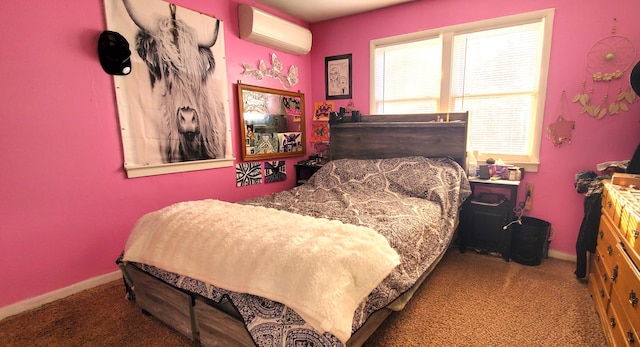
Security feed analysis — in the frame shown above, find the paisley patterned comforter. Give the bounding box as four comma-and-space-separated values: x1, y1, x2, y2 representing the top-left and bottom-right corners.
120, 156, 470, 347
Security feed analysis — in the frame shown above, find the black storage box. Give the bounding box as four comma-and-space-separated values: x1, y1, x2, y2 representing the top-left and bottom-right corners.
460, 198, 512, 261
511, 217, 550, 266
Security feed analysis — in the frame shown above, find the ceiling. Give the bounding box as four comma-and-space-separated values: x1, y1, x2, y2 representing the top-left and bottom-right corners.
254, 0, 415, 23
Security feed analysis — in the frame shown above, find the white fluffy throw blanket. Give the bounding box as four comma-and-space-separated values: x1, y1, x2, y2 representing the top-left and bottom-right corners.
123, 199, 400, 343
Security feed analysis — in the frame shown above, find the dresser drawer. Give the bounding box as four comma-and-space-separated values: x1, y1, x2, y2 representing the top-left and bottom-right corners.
612, 243, 640, 333
602, 185, 621, 226
602, 186, 618, 226
589, 249, 613, 302
609, 285, 639, 347
620, 206, 640, 263
598, 215, 623, 278
589, 251, 611, 315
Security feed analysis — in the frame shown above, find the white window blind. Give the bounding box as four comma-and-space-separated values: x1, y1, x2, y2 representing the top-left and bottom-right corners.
374, 38, 442, 114
371, 9, 554, 171
450, 23, 542, 156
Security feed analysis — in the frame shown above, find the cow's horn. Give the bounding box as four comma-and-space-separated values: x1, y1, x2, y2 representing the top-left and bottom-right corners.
122, 0, 157, 34
123, 0, 219, 48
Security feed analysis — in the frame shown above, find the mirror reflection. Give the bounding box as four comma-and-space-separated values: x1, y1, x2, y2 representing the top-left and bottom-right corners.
238, 83, 306, 161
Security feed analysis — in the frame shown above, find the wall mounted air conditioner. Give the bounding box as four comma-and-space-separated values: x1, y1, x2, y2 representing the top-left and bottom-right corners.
238, 4, 312, 55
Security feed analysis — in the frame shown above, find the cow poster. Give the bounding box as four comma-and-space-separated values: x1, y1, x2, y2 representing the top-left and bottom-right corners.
104, 0, 233, 177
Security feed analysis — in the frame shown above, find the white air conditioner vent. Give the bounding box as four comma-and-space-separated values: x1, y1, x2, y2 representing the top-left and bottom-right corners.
238, 4, 312, 55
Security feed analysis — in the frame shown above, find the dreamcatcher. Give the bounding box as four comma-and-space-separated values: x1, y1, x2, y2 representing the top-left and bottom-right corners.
546, 91, 575, 147
573, 18, 637, 119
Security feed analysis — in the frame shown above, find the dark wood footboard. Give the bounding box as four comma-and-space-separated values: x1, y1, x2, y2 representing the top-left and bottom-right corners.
119, 262, 397, 347
194, 297, 255, 346
121, 263, 256, 346
124, 264, 196, 340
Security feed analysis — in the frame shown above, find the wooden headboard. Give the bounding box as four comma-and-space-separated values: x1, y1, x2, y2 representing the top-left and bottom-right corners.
329, 112, 469, 168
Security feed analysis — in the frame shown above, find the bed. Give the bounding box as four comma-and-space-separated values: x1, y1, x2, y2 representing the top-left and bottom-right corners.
116, 112, 471, 347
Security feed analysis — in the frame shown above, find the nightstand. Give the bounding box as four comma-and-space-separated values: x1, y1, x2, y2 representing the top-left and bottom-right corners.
459, 178, 520, 261
294, 163, 324, 186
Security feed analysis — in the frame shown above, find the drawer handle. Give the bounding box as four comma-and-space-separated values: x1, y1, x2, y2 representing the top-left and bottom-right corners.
612, 265, 619, 282
610, 317, 616, 327
600, 289, 605, 298
628, 330, 636, 344
607, 201, 612, 208
599, 230, 604, 239
603, 273, 609, 282
608, 245, 613, 256
630, 290, 638, 307
634, 230, 639, 239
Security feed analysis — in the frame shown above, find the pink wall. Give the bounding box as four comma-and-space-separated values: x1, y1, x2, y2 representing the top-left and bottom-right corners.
0, 0, 311, 308
1, 0, 639, 309
309, 0, 640, 257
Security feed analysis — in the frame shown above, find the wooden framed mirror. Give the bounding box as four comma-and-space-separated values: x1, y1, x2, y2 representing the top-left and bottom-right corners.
237, 82, 306, 161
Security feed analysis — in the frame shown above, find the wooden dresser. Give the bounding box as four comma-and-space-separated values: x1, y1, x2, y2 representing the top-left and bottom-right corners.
588, 174, 640, 347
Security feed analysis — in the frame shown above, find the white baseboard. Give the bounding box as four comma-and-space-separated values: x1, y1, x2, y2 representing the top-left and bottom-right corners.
548, 249, 576, 262
0, 270, 122, 321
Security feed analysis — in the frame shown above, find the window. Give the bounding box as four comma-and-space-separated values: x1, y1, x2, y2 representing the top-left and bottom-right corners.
371, 9, 554, 172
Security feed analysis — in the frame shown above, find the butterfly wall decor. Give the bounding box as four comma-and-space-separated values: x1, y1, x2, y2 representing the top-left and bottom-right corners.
242, 53, 299, 88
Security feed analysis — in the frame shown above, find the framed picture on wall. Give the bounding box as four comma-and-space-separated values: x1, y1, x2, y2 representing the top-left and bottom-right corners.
325, 54, 352, 100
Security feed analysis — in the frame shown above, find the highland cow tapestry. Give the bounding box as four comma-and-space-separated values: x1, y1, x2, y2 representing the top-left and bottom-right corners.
104, 0, 233, 177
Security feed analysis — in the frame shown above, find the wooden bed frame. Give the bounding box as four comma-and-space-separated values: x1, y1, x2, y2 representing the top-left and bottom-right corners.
119, 112, 469, 347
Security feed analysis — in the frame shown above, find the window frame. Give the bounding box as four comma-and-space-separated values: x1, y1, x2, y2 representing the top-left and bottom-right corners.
369, 9, 555, 172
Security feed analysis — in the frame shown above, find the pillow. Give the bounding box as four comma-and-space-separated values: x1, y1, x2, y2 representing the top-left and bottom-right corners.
309, 156, 465, 200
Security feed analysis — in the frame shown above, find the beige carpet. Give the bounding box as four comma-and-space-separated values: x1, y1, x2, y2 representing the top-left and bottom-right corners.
0, 249, 607, 346
366, 249, 607, 346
